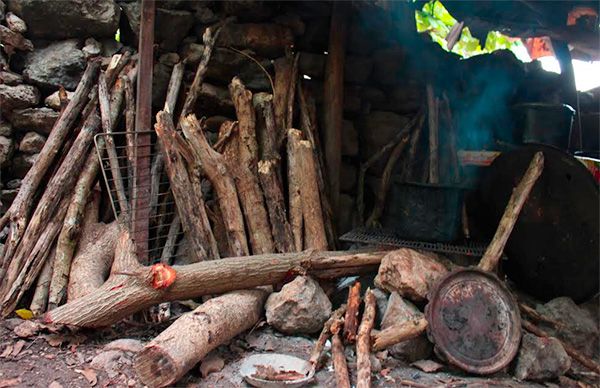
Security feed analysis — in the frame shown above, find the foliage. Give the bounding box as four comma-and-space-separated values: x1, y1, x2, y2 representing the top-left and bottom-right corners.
415, 0, 522, 59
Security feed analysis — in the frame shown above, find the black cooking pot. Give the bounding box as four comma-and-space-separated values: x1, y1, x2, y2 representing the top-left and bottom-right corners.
513, 103, 575, 150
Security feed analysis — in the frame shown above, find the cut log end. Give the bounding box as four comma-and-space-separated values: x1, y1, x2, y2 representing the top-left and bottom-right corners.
135, 346, 181, 388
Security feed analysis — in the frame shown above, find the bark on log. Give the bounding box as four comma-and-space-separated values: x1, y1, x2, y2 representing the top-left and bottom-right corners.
30, 249, 54, 315
124, 74, 136, 210
273, 56, 294, 136
258, 160, 294, 253
0, 62, 99, 273
180, 114, 249, 257
478, 152, 544, 272
45, 235, 386, 328
331, 319, 351, 388
323, 2, 348, 213
135, 289, 268, 387
229, 77, 259, 172
372, 316, 428, 352
356, 289, 376, 388
287, 129, 304, 251
309, 304, 347, 370
296, 139, 327, 250
285, 53, 299, 130
155, 111, 218, 262
426, 84, 439, 184
344, 281, 361, 343
253, 93, 279, 162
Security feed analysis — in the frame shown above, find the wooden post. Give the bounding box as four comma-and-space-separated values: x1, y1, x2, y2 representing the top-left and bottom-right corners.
133, 0, 155, 263
323, 1, 348, 214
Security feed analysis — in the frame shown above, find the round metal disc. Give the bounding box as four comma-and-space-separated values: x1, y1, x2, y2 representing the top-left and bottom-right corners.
477, 144, 599, 302
425, 269, 521, 375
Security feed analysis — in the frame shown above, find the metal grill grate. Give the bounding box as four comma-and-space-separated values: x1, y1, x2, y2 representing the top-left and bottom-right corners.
94, 131, 189, 265
340, 227, 488, 257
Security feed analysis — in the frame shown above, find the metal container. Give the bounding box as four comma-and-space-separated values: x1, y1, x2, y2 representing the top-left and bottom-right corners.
380, 181, 464, 242
425, 269, 522, 375
513, 103, 575, 149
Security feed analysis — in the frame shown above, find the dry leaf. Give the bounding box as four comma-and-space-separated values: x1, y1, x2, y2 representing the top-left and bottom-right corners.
75, 368, 98, 386
11, 340, 26, 356
0, 378, 21, 388
0, 344, 13, 358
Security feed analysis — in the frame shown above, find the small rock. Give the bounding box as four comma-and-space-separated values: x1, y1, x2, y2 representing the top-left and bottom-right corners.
537, 297, 599, 358
199, 352, 225, 377
0, 122, 12, 137
7, 107, 59, 134
266, 276, 332, 334
23, 39, 86, 90
44, 90, 74, 110
5, 12, 26, 33
18, 131, 46, 154
0, 135, 15, 167
0, 70, 24, 85
103, 338, 144, 353
381, 292, 432, 362
0, 84, 40, 111
13, 320, 42, 337
82, 38, 102, 59
9, 153, 38, 178
514, 333, 571, 381
90, 350, 126, 372
411, 359, 444, 373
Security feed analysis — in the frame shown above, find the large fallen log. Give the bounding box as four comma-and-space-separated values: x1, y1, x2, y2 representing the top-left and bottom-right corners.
45, 230, 387, 328
135, 289, 268, 387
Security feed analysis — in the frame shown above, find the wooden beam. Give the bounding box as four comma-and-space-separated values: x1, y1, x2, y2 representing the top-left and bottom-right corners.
133, 0, 155, 263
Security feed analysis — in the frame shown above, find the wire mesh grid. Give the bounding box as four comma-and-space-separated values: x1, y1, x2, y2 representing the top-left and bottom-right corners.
94, 131, 189, 265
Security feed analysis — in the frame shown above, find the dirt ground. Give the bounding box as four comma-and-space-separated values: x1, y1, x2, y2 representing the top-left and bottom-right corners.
0, 313, 562, 388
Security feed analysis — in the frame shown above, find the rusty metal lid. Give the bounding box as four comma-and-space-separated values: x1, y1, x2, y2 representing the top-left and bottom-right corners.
425, 268, 521, 375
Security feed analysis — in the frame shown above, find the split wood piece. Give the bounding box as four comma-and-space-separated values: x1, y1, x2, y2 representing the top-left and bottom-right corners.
344, 281, 361, 343
0, 24, 33, 51
179, 22, 225, 121
213, 120, 237, 153
426, 84, 439, 184
331, 318, 351, 388
99, 72, 129, 216
309, 304, 347, 371
365, 115, 418, 227
356, 288, 376, 388
273, 56, 294, 136
45, 237, 387, 328
478, 152, 544, 272
297, 140, 328, 250
155, 111, 218, 262
323, 1, 349, 214
356, 113, 421, 223
0, 62, 99, 272
124, 75, 136, 215
372, 316, 428, 352
29, 249, 54, 315
180, 114, 249, 257
253, 93, 279, 162
229, 77, 259, 172
297, 82, 336, 249
522, 320, 600, 374
285, 53, 299, 130
287, 129, 304, 252
105, 51, 133, 90
135, 289, 268, 387
258, 160, 294, 253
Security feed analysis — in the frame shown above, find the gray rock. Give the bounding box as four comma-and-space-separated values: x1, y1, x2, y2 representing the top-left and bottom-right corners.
5, 11, 26, 33
22, 40, 85, 90
0, 70, 24, 85
342, 120, 358, 156
120, 1, 140, 39
514, 333, 571, 381
82, 37, 102, 58
372, 288, 389, 327
381, 292, 432, 362
159, 52, 180, 66
537, 297, 599, 358
155, 8, 193, 51
7, 107, 59, 134
90, 349, 126, 372
18, 131, 46, 154
340, 162, 357, 193
0, 84, 40, 111
7, 0, 119, 40
0, 122, 12, 137
0, 135, 14, 167
44, 90, 75, 110
266, 276, 332, 334
345, 56, 373, 85
9, 152, 37, 178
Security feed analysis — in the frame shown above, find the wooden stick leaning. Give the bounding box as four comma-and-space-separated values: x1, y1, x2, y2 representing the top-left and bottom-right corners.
478, 152, 544, 272
343, 281, 361, 343
309, 304, 347, 371
331, 318, 351, 388
356, 289, 376, 388
287, 129, 304, 251
29, 249, 54, 315
372, 316, 428, 352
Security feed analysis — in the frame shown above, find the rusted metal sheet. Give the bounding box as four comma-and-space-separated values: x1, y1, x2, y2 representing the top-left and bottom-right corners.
425, 268, 521, 375
133, 0, 155, 263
